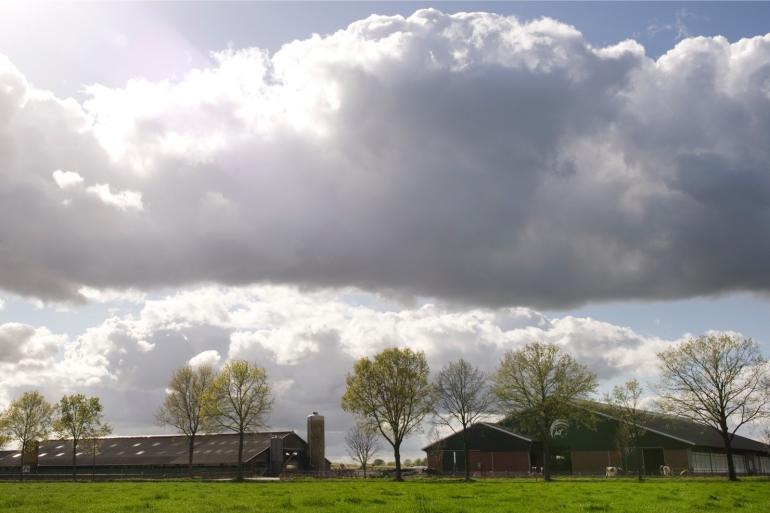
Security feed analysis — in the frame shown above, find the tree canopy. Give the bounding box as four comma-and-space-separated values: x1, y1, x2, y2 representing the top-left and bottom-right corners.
494, 342, 597, 481
434, 358, 495, 480
341, 347, 436, 481
156, 363, 215, 473
605, 379, 647, 480
53, 393, 111, 480
204, 360, 272, 480
657, 334, 769, 481
0, 391, 54, 480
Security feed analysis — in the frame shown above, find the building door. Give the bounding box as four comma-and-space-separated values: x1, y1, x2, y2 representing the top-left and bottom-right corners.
442, 450, 465, 474
643, 448, 665, 475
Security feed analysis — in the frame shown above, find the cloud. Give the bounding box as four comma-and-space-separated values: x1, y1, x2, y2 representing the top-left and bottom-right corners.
647, 8, 691, 41
188, 349, 221, 368
2, 9, 770, 308
86, 184, 144, 211
0, 323, 62, 363
52, 169, 84, 189
0, 284, 679, 457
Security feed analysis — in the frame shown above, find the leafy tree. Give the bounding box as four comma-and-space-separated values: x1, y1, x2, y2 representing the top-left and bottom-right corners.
0, 391, 54, 481
204, 360, 272, 480
156, 364, 215, 475
434, 358, 495, 480
345, 418, 380, 478
341, 347, 436, 481
52, 394, 111, 480
656, 334, 769, 481
605, 379, 648, 480
372, 458, 385, 466
494, 342, 597, 481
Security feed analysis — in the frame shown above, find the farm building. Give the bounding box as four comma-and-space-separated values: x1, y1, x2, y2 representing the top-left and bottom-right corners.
424, 407, 770, 476
0, 413, 328, 478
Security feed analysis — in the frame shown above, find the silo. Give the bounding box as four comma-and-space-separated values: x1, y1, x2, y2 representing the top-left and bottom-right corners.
307, 412, 325, 471
270, 435, 284, 475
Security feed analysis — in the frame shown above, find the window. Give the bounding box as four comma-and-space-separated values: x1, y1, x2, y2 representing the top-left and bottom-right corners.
691, 451, 728, 473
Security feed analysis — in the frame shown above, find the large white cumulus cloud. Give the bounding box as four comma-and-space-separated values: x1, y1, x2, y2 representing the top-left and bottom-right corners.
2, 10, 770, 307
0, 284, 674, 457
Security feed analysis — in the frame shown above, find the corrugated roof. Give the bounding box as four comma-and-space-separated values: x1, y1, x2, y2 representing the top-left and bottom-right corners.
0, 432, 296, 468
478, 422, 533, 442
421, 422, 533, 451
585, 402, 768, 453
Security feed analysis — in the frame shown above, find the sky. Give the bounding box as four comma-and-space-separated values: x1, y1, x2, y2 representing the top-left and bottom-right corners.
1, 1, 770, 460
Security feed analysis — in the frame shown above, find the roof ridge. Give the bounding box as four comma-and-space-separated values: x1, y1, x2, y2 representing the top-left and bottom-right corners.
39, 430, 294, 442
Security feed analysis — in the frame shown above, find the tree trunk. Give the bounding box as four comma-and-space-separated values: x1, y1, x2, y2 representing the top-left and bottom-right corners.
394, 443, 402, 481
463, 428, 471, 481
188, 435, 196, 477
72, 439, 78, 481
638, 445, 645, 481
362, 462, 367, 479
19, 444, 25, 482
237, 430, 244, 481
542, 441, 552, 482
721, 426, 737, 481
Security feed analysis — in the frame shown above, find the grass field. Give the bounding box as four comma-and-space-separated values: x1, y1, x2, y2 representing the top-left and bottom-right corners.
1, 478, 769, 513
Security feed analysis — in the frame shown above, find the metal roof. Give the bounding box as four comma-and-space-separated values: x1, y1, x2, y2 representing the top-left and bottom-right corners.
421, 422, 533, 451
0, 432, 298, 468
585, 401, 769, 453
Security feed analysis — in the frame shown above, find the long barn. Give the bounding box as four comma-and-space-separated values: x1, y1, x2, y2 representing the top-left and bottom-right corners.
0, 413, 328, 478
424, 407, 770, 476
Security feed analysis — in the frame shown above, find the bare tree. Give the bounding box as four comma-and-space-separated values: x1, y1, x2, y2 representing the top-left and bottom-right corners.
494, 342, 597, 481
83, 422, 113, 481
434, 358, 495, 480
156, 364, 215, 475
341, 347, 436, 481
0, 391, 53, 481
657, 334, 769, 481
605, 379, 648, 480
52, 394, 110, 480
204, 360, 272, 480
345, 418, 380, 478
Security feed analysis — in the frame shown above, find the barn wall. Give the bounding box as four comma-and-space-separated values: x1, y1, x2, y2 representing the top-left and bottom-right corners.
663, 449, 689, 473
432, 450, 530, 474
468, 451, 529, 473
571, 450, 622, 475
492, 451, 529, 472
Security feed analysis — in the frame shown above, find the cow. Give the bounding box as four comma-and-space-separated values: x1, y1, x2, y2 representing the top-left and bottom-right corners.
605, 466, 622, 477
660, 465, 672, 476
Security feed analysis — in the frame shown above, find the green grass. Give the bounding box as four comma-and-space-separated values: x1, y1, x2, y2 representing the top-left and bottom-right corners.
0, 478, 769, 512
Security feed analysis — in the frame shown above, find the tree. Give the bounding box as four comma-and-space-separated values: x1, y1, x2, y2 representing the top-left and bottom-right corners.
605, 379, 648, 480
372, 458, 385, 466
341, 347, 436, 481
345, 418, 380, 478
0, 391, 54, 481
656, 334, 769, 481
203, 360, 272, 480
52, 394, 111, 480
83, 422, 113, 481
155, 364, 215, 475
494, 342, 597, 481
434, 358, 496, 480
